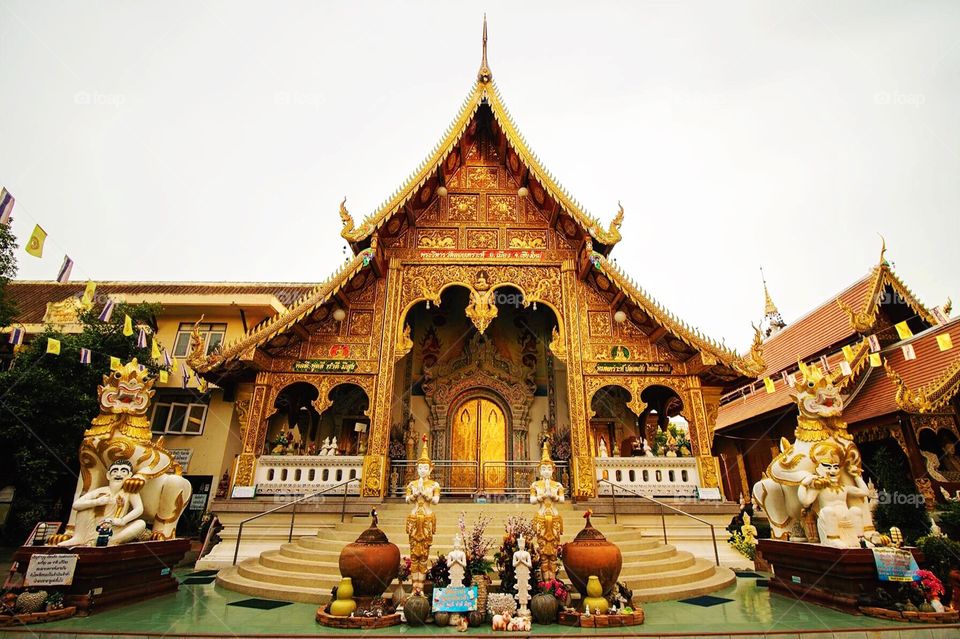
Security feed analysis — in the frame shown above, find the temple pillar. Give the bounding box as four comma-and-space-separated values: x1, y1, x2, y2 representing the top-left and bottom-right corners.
361, 259, 403, 497
685, 383, 723, 494
232, 377, 271, 488
560, 261, 595, 498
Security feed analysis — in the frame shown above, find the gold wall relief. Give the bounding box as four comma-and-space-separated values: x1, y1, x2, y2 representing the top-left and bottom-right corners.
465, 271, 498, 333
487, 194, 517, 222
467, 167, 498, 189
418, 229, 457, 249
348, 311, 372, 336
395, 323, 414, 360
560, 262, 595, 498
696, 455, 721, 490
589, 311, 612, 337
548, 326, 566, 361
466, 229, 499, 249
234, 383, 269, 486
507, 229, 547, 249
448, 195, 479, 221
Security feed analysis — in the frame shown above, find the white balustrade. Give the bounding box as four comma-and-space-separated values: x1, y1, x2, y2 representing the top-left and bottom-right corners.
595, 456, 701, 498
254, 455, 363, 495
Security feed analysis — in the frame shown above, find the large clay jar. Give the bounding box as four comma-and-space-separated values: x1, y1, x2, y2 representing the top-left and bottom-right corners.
530, 592, 559, 624
404, 594, 431, 626
561, 512, 622, 598
338, 511, 400, 598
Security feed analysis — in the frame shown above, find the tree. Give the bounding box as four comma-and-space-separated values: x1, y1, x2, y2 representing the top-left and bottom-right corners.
0, 224, 18, 327
0, 302, 167, 542
870, 447, 931, 544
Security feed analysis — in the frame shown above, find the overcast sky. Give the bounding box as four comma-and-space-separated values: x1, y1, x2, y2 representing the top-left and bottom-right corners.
1, 1, 957, 351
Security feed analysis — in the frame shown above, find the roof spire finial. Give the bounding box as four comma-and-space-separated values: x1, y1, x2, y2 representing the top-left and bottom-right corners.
477, 14, 492, 84
760, 267, 786, 338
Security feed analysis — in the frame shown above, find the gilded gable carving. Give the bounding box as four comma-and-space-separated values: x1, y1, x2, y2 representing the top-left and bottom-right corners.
589, 311, 611, 337
487, 194, 517, 222
467, 167, 498, 189
448, 195, 478, 221
417, 228, 457, 248
507, 229, 547, 249
348, 310, 373, 336
466, 229, 499, 249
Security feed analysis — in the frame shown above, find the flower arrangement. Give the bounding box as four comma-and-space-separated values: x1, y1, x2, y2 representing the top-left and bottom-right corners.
459, 512, 494, 577
914, 569, 945, 600
538, 578, 568, 601
550, 432, 571, 462
269, 431, 289, 455
494, 516, 541, 593
425, 553, 450, 588
397, 556, 412, 584
728, 530, 756, 560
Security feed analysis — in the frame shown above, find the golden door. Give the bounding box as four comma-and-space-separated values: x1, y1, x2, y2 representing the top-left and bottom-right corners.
451, 398, 507, 490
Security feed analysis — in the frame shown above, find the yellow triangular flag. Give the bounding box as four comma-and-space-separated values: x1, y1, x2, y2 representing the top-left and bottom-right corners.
151, 338, 161, 360
171, 358, 179, 373
159, 369, 169, 383
198, 377, 208, 392
895, 321, 913, 340
842, 345, 855, 362
81, 281, 96, 309
937, 333, 954, 351
123, 314, 133, 336
869, 353, 882, 367
110, 356, 121, 370
763, 377, 775, 394
46, 337, 60, 355
25, 225, 47, 258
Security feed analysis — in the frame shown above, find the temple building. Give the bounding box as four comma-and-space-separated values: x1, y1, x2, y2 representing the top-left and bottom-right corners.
713, 246, 960, 507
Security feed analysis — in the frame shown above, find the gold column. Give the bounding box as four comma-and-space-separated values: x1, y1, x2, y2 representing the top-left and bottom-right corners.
560, 261, 595, 498
233, 378, 270, 487
735, 452, 750, 497
685, 384, 722, 492
362, 258, 403, 497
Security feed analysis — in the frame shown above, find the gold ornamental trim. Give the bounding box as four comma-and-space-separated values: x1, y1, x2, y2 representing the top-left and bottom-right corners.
884, 355, 960, 414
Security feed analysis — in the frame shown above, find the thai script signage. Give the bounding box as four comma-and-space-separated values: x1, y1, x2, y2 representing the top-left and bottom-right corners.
596, 362, 673, 374
418, 249, 544, 261
292, 359, 358, 373
872, 547, 919, 582
25, 554, 78, 587
432, 585, 478, 612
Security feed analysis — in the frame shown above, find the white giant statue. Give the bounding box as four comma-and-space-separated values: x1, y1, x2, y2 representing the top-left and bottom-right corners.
752, 366, 875, 545
52, 360, 192, 545
59, 459, 146, 546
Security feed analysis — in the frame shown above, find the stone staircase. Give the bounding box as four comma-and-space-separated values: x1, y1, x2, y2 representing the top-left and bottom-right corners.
214, 500, 737, 604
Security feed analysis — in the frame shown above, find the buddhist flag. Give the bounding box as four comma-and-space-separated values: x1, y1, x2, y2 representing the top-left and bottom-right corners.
869, 353, 882, 367
163, 348, 172, 368
8, 326, 24, 347
123, 314, 133, 336
0, 187, 14, 225
932, 305, 950, 326
56, 255, 74, 284
198, 377, 208, 393
819, 355, 831, 373
902, 344, 917, 361
182, 366, 190, 388
159, 369, 169, 383
46, 337, 60, 355
780, 371, 789, 385
110, 356, 121, 371
151, 337, 161, 360
937, 333, 954, 352
839, 360, 852, 376
79, 347, 91, 364
98, 299, 115, 322
868, 334, 881, 353
895, 321, 913, 340
763, 377, 775, 394
842, 344, 855, 362
25, 225, 47, 258
81, 281, 96, 309
136, 327, 147, 349
786, 372, 797, 387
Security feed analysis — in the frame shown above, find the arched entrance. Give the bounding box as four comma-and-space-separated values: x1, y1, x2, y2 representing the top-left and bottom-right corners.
450, 393, 508, 490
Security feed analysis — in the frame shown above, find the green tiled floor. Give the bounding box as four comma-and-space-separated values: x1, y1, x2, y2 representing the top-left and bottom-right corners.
6, 574, 959, 638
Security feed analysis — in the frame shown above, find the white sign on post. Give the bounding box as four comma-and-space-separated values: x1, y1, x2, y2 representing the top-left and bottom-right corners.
24, 554, 78, 587
169, 448, 193, 473
697, 487, 722, 501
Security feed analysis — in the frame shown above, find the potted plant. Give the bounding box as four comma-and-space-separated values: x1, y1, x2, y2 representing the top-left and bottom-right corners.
392, 556, 412, 607
914, 569, 946, 612
531, 579, 567, 623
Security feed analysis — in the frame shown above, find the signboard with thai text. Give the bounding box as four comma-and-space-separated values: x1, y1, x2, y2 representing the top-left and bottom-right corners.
418, 249, 544, 261
292, 359, 358, 373
596, 362, 673, 374
872, 547, 919, 582
169, 448, 192, 472
432, 586, 478, 612
25, 554, 78, 587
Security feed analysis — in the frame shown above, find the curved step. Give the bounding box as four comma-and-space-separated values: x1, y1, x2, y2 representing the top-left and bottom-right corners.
623, 557, 721, 589
631, 566, 736, 603
618, 550, 696, 576
262, 548, 338, 573
217, 565, 328, 604
237, 558, 333, 589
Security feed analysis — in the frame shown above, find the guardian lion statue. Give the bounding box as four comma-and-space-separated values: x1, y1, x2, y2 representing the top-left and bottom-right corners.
53, 360, 192, 545
752, 367, 875, 543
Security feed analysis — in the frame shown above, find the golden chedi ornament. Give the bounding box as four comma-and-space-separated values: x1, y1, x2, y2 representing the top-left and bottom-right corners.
530, 440, 565, 581
405, 435, 440, 592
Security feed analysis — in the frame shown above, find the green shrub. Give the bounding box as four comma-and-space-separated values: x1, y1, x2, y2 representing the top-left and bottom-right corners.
869, 448, 931, 544
916, 534, 960, 602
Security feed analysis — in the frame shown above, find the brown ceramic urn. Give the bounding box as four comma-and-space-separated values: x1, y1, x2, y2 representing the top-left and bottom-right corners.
560, 511, 622, 597
338, 509, 400, 598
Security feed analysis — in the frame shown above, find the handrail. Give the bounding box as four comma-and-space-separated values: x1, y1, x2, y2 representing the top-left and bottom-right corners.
232, 477, 360, 566
479, 460, 570, 494
598, 478, 720, 566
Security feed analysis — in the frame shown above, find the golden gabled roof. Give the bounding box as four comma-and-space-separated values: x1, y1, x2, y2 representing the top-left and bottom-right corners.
595, 253, 765, 376
193, 249, 375, 373
836, 241, 936, 332
339, 22, 623, 248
